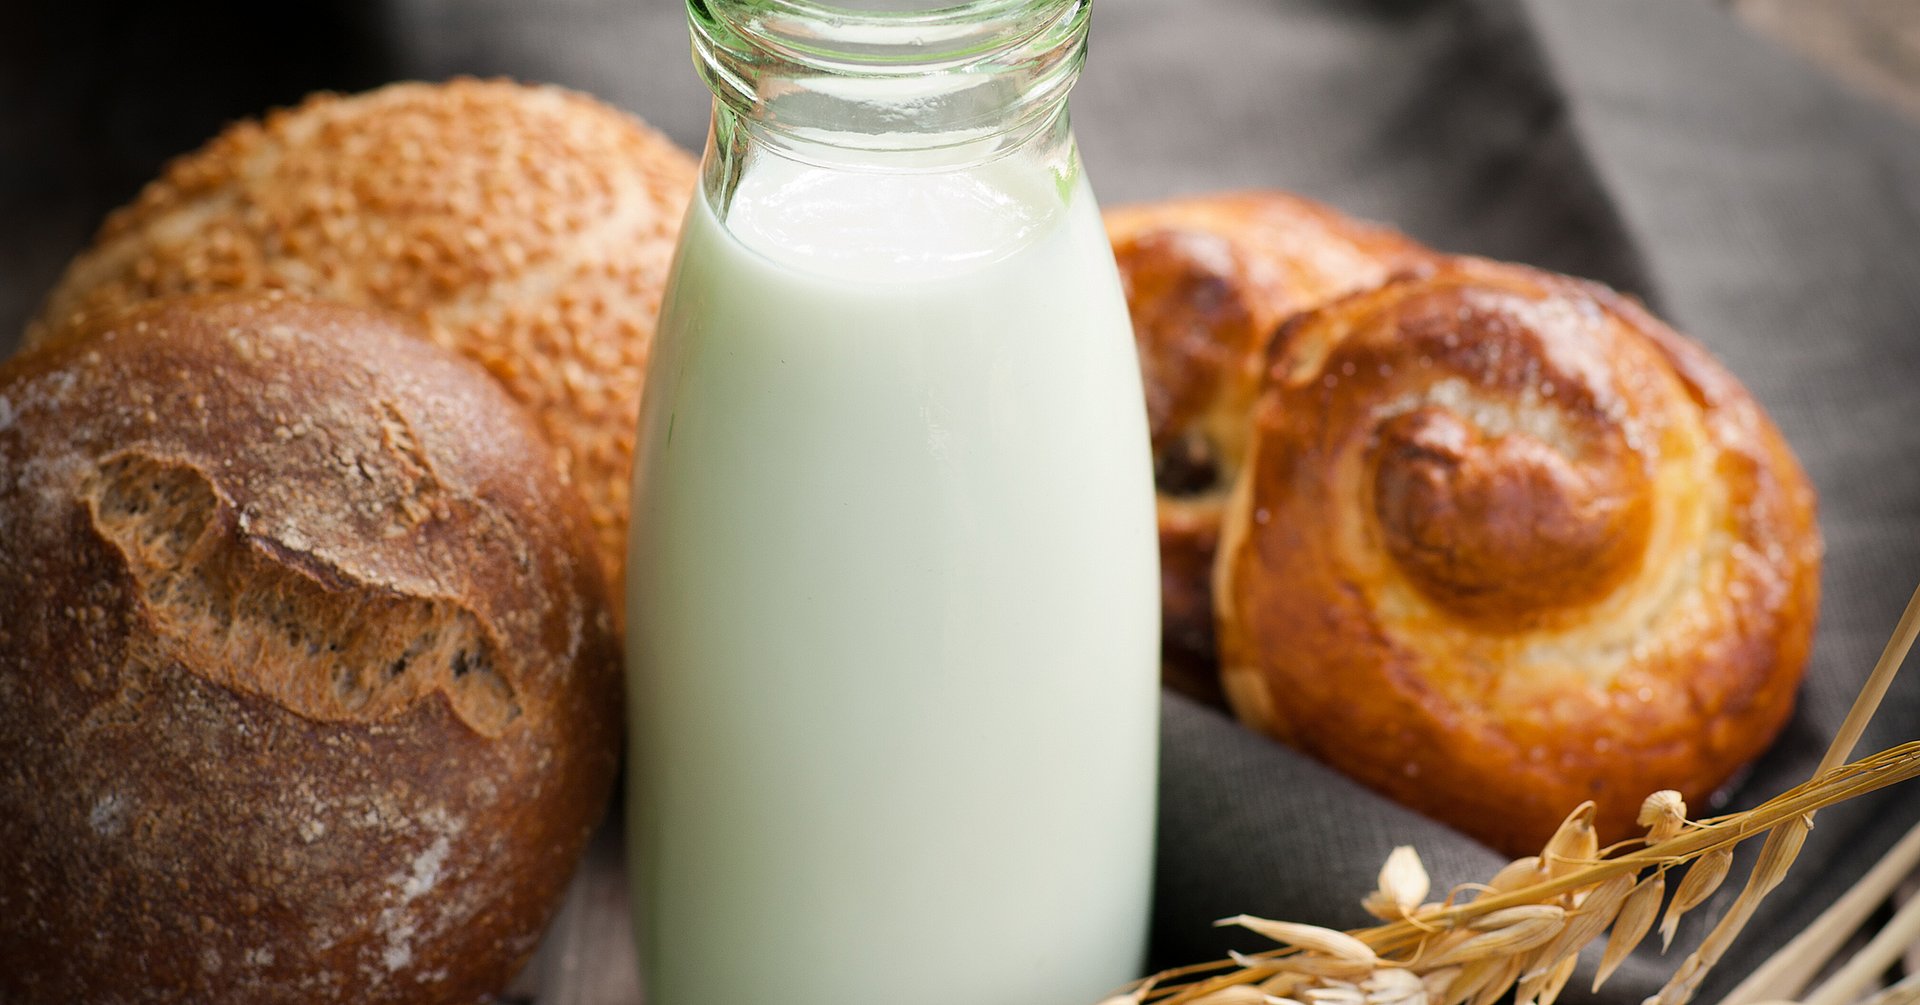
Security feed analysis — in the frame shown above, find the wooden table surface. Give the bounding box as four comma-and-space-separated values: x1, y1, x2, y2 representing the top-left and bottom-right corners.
1735, 0, 1920, 121
502, 822, 640, 1005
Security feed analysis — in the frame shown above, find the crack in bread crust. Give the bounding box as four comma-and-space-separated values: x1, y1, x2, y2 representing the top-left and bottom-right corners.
84, 451, 522, 736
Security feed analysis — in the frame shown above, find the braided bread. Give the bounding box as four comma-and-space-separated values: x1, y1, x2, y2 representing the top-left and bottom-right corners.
1106, 193, 1434, 696
1214, 258, 1821, 852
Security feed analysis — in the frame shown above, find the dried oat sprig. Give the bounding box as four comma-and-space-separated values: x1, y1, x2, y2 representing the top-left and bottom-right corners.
1362, 847, 1431, 921
1659, 846, 1732, 950
1120, 584, 1920, 1005
1119, 739, 1920, 1005
1595, 871, 1665, 988
1650, 581, 1920, 1005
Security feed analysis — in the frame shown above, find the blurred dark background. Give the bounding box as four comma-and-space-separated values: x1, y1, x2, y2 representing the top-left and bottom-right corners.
0, 0, 405, 342
2, 0, 1917, 348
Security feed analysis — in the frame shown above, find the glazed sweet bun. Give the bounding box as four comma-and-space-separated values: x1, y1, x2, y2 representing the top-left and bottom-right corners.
0, 295, 622, 1003
31, 79, 699, 604
1214, 258, 1821, 854
1105, 193, 1435, 694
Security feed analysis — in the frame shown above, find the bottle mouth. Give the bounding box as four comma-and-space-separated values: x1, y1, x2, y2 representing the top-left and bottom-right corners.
690, 0, 1089, 146
707, 0, 1076, 64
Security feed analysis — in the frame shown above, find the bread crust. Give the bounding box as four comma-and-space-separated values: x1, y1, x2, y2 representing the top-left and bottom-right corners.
0, 295, 622, 1003
1105, 192, 1435, 697
1213, 258, 1822, 854
30, 78, 699, 606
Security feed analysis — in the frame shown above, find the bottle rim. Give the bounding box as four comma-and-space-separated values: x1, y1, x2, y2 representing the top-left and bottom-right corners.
690, 0, 1088, 144
743, 0, 1067, 26
703, 0, 1076, 47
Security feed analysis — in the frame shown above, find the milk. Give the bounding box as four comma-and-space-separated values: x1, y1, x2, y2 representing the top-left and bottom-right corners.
626, 152, 1159, 1005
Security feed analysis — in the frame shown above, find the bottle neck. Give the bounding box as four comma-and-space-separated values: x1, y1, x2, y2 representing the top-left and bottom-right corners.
690, 0, 1089, 196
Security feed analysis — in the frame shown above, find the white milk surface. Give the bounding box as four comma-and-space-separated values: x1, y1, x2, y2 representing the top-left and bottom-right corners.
627, 155, 1160, 1005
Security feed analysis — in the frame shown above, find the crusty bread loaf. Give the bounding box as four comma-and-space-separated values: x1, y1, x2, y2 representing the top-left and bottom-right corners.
1105, 193, 1435, 698
30, 79, 699, 607
0, 295, 623, 1003
1214, 259, 1822, 854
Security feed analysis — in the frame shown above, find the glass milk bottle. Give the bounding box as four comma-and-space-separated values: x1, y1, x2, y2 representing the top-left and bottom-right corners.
626, 2, 1159, 1002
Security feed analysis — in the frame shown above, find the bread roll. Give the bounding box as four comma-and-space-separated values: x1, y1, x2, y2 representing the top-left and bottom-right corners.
1105, 193, 1434, 696
1214, 258, 1821, 853
31, 79, 699, 604
0, 295, 622, 1003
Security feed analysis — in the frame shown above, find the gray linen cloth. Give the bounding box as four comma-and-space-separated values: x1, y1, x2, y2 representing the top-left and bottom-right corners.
5, 1, 1919, 1001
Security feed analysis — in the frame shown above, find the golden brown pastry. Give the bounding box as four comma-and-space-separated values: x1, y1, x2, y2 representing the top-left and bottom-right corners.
30, 79, 699, 605
0, 295, 621, 1003
1214, 258, 1821, 854
1105, 192, 1434, 695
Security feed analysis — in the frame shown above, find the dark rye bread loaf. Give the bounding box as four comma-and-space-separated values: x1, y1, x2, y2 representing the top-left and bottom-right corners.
0, 295, 623, 1003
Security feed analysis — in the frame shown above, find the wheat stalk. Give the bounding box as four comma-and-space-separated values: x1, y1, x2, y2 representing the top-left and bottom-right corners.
1106, 583, 1920, 1005
1099, 745, 1920, 1005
